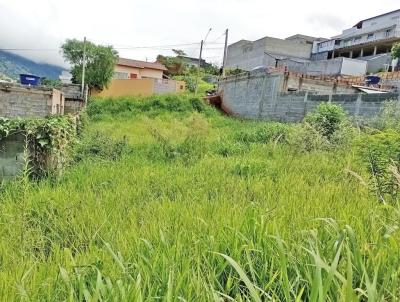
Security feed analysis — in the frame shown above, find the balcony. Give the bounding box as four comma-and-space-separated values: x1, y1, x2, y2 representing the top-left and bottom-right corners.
334, 28, 400, 50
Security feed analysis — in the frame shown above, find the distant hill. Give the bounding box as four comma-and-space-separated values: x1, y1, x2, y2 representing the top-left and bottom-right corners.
0, 50, 64, 80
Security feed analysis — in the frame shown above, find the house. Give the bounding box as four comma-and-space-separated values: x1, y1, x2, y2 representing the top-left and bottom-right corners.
225, 35, 321, 71
114, 58, 168, 80
177, 56, 207, 68
91, 57, 185, 98
312, 9, 400, 72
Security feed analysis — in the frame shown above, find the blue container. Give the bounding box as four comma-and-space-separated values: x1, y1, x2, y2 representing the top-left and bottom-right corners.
19, 74, 41, 86
365, 76, 381, 85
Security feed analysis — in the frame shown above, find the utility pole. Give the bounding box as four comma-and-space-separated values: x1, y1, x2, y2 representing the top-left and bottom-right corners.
222, 29, 229, 77
81, 36, 87, 98
195, 28, 212, 95
195, 40, 204, 95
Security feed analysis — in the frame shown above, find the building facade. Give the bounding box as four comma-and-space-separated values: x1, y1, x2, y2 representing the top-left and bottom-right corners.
225, 35, 318, 71
312, 9, 400, 72
114, 58, 167, 80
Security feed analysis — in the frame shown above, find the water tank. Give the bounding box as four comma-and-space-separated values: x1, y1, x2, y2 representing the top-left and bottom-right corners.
19, 74, 41, 86
365, 75, 381, 85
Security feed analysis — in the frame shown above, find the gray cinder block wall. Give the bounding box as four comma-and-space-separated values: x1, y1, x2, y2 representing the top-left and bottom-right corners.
218, 73, 400, 122
0, 83, 64, 118
59, 84, 85, 114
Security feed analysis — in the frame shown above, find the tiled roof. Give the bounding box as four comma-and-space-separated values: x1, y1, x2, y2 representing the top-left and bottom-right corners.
117, 58, 168, 71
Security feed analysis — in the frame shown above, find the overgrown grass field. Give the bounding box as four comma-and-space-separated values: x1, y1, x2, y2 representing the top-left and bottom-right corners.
0, 95, 399, 301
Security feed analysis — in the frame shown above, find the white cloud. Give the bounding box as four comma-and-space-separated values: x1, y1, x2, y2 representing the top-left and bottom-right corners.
0, 0, 399, 67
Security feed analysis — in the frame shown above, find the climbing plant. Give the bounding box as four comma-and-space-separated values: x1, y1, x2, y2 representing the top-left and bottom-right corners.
0, 115, 80, 178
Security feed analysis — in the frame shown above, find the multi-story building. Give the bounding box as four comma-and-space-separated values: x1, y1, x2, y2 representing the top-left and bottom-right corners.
225, 35, 322, 71
312, 9, 400, 72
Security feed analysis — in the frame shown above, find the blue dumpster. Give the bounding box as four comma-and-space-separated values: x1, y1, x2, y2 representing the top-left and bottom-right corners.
19, 74, 41, 86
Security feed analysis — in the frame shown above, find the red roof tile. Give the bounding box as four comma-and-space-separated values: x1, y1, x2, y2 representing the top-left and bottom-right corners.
117, 57, 167, 71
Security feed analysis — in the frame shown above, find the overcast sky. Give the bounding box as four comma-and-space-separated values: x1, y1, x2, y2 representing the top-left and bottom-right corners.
0, 0, 399, 68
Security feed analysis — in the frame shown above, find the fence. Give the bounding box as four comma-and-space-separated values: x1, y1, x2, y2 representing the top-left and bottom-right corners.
219, 73, 400, 122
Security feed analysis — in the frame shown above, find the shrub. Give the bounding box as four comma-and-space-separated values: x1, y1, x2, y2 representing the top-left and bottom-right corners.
74, 131, 131, 162
356, 130, 400, 203
304, 103, 347, 139
371, 100, 400, 130
288, 122, 330, 152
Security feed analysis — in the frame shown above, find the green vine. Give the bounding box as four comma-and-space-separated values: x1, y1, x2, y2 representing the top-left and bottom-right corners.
0, 115, 80, 178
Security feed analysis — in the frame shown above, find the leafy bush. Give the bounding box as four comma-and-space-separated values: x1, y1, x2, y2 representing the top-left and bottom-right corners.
356, 130, 400, 203
371, 100, 400, 130
288, 122, 330, 152
289, 103, 354, 152
74, 131, 132, 162
304, 103, 347, 139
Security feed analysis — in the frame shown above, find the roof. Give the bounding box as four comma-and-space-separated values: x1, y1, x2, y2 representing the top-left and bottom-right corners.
178, 56, 206, 64
285, 34, 327, 43
117, 58, 168, 71
354, 9, 400, 27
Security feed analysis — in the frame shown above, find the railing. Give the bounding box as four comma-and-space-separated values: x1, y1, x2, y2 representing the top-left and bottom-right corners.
334, 29, 400, 50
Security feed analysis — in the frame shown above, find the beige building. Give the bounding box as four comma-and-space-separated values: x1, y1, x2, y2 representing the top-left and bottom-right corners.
114, 58, 168, 79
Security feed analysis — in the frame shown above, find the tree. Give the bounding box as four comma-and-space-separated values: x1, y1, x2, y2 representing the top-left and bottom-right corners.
172, 49, 186, 56
156, 54, 187, 76
391, 43, 400, 59
61, 39, 118, 90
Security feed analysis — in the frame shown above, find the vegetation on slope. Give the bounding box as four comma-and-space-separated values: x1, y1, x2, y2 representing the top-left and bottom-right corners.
0, 95, 400, 301
0, 50, 64, 80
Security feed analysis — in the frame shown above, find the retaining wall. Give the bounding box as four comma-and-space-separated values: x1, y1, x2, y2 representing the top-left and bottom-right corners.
219, 73, 400, 122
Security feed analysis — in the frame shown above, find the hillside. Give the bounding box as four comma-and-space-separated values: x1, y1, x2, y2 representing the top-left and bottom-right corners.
0, 50, 64, 80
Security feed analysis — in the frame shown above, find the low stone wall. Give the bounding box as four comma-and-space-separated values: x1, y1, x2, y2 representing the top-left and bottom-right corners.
219, 73, 400, 122
0, 83, 64, 118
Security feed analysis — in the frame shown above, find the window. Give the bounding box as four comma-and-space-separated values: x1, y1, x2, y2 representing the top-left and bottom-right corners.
343, 39, 352, 46
130, 73, 138, 79
113, 72, 129, 79
367, 33, 374, 40
354, 36, 362, 42
385, 29, 392, 37
243, 45, 253, 53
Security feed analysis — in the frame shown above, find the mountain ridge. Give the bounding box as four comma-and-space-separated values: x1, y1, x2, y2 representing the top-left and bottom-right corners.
0, 50, 65, 80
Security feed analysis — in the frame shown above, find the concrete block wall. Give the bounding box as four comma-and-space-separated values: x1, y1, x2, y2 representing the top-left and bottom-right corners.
219, 73, 400, 122
153, 79, 178, 94
0, 83, 63, 118
60, 84, 85, 114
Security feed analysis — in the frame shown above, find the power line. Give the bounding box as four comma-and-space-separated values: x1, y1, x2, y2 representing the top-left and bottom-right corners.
0, 42, 224, 52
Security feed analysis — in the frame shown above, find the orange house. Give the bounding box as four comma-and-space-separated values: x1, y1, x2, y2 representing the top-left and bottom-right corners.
113, 58, 168, 80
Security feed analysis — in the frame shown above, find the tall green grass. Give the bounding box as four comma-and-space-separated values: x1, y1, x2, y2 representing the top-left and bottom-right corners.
0, 95, 399, 301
